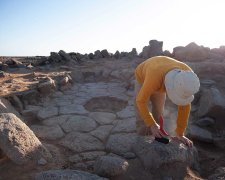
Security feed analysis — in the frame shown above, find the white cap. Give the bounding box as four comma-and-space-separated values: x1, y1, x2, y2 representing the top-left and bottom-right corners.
165, 69, 200, 106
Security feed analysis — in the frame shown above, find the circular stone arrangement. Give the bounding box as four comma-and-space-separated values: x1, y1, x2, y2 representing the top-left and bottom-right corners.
84, 96, 128, 113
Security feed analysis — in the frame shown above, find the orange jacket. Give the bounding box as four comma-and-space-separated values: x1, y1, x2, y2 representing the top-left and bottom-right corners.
135, 56, 192, 136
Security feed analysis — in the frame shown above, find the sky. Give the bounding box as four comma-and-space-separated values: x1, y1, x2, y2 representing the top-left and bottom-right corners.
1, 0, 225, 56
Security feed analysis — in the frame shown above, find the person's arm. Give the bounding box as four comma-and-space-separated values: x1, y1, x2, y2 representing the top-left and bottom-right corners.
136, 72, 161, 127
175, 104, 191, 136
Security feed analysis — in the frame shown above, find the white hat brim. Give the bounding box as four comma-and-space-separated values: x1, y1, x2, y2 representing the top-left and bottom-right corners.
166, 88, 194, 105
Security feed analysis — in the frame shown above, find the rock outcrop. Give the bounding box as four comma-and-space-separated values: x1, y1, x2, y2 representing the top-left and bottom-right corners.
0, 113, 51, 165
173, 42, 210, 61
140, 40, 163, 58
133, 136, 199, 179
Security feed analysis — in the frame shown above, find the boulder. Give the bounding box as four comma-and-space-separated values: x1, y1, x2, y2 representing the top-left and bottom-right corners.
163, 50, 173, 57
129, 48, 137, 56
35, 169, 108, 180
49, 52, 63, 63
88, 53, 94, 59
133, 136, 199, 179
197, 87, 225, 129
210, 46, 225, 58
208, 167, 225, 180
94, 50, 103, 59
187, 124, 213, 143
173, 42, 210, 61
4, 58, 26, 68
141, 40, 163, 58
8, 95, 23, 112
0, 113, 51, 165
106, 133, 137, 158
94, 155, 129, 177
0, 97, 22, 119
38, 77, 57, 96
21, 89, 40, 105
114, 51, 120, 59
101, 49, 110, 58
58, 50, 74, 62
195, 117, 215, 127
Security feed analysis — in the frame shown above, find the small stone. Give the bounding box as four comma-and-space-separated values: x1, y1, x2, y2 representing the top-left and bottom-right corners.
38, 158, 47, 165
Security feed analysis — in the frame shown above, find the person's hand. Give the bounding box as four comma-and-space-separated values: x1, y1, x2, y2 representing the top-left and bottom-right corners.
175, 135, 193, 147
150, 124, 164, 138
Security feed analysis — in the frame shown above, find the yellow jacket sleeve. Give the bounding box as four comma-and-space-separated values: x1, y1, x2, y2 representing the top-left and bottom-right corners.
136, 70, 162, 127
175, 104, 191, 136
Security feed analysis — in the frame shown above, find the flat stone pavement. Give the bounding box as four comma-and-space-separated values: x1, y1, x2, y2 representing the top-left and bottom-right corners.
30, 82, 177, 171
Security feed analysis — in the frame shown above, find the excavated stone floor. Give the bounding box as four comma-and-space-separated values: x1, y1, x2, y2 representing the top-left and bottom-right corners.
29, 82, 177, 172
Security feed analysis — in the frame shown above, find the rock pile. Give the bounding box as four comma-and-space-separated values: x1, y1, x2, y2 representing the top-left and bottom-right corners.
187, 80, 225, 149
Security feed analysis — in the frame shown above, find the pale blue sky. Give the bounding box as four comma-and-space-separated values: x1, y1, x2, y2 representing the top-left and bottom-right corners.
1, 0, 225, 56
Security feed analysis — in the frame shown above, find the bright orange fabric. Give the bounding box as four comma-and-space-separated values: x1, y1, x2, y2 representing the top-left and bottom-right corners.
135, 56, 192, 136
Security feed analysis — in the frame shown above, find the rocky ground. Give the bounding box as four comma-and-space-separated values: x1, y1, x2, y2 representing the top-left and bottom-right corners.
0, 40, 225, 179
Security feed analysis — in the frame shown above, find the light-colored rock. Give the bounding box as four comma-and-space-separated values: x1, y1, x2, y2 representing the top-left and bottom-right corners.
89, 112, 116, 125
187, 124, 213, 142
59, 104, 88, 115
31, 125, 65, 140
38, 77, 56, 96
61, 115, 97, 133
198, 87, 225, 129
112, 118, 136, 133
0, 113, 51, 165
106, 133, 138, 157
173, 42, 210, 61
59, 132, 105, 153
141, 40, 163, 58
133, 136, 199, 179
69, 151, 106, 163
91, 125, 113, 142
94, 155, 129, 177
35, 169, 108, 180
37, 106, 58, 120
